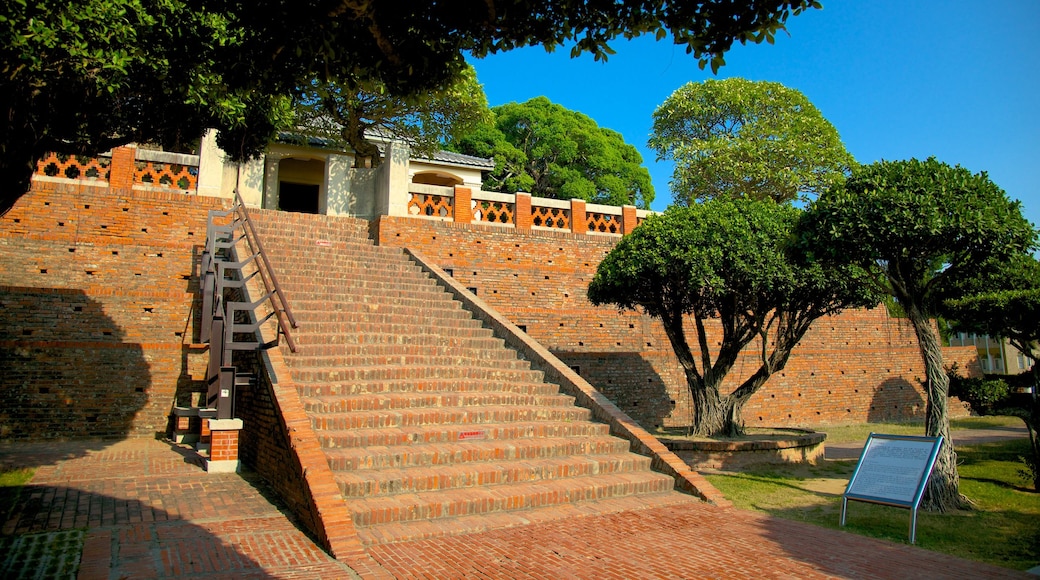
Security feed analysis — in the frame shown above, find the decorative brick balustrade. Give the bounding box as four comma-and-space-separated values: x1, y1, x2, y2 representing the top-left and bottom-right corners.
406, 183, 650, 236
34, 146, 200, 194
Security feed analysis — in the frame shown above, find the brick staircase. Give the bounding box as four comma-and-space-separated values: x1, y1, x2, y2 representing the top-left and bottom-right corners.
249, 210, 696, 545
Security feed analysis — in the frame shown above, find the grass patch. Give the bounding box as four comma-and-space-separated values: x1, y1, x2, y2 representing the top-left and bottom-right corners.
0, 467, 34, 526
816, 415, 1023, 444
704, 437, 1040, 570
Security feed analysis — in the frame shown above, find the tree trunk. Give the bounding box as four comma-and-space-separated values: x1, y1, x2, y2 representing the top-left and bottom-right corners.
904, 302, 967, 512
689, 375, 727, 436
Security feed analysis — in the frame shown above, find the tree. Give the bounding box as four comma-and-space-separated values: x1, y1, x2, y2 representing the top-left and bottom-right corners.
292, 66, 491, 168
943, 254, 1040, 490
799, 157, 1037, 511
649, 78, 854, 205
3, 0, 819, 214
452, 97, 655, 208
943, 254, 1040, 369
451, 124, 535, 194
588, 198, 877, 436
0, 0, 290, 213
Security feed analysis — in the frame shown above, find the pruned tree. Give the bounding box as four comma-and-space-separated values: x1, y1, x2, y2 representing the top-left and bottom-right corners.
452, 97, 655, 208
292, 66, 491, 168
799, 157, 1037, 511
942, 253, 1040, 490
588, 198, 878, 436
649, 78, 854, 205
2, 0, 819, 213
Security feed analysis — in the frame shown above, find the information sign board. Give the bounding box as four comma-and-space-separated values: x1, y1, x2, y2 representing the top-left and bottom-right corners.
840, 433, 943, 544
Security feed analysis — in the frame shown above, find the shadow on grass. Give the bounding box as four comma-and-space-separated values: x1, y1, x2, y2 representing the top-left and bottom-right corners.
706, 443, 1040, 572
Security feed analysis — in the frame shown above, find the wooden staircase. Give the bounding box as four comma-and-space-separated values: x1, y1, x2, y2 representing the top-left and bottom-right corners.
249, 210, 695, 545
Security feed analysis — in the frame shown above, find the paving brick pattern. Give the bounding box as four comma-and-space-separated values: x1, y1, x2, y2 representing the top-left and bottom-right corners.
0, 439, 362, 579
1, 429, 1027, 579
368, 503, 1027, 579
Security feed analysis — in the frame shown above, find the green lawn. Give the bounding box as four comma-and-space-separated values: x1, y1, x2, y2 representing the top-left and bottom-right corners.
703, 424, 1039, 571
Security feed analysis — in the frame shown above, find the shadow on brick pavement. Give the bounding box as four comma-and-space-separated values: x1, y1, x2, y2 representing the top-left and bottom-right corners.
1, 436, 1032, 579
0, 437, 360, 579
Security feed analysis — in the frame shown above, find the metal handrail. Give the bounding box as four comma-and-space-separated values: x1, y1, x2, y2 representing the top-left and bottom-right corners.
231, 188, 298, 353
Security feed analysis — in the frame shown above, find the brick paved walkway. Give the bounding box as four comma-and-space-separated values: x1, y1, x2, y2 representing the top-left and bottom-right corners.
0, 439, 362, 579
1, 438, 1028, 579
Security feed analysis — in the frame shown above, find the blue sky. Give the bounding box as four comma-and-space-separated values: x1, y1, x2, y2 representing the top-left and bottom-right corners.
467, 1, 1040, 226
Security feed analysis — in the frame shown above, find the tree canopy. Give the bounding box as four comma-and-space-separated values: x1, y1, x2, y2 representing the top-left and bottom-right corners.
1, 0, 820, 214
588, 198, 877, 436
649, 78, 853, 204
942, 253, 1040, 364
800, 157, 1037, 512
452, 97, 654, 208
292, 66, 490, 168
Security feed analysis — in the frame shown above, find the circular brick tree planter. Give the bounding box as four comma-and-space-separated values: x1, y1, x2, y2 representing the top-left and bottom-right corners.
658, 428, 827, 471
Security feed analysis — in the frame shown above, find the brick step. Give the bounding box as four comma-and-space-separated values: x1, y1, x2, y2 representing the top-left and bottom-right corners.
289, 312, 487, 330
265, 247, 413, 263
285, 331, 500, 349
288, 324, 492, 344
280, 283, 450, 301
309, 404, 592, 431
355, 490, 698, 546
347, 471, 676, 527
284, 352, 530, 370
254, 230, 372, 244
288, 307, 477, 325
336, 453, 654, 498
321, 432, 624, 469
276, 272, 438, 291
288, 365, 545, 385
266, 256, 424, 275
299, 391, 576, 414
294, 379, 561, 398
248, 210, 372, 233
290, 296, 468, 313
284, 336, 508, 355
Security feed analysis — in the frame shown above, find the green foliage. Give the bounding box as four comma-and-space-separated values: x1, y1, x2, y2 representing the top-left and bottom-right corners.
649, 78, 854, 204
948, 374, 1012, 415
2, 0, 818, 213
451, 97, 654, 208
802, 158, 1036, 314
292, 66, 491, 167
588, 198, 877, 435
942, 253, 1040, 362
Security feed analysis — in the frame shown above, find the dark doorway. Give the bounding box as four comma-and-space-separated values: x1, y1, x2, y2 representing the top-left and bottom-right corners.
279, 182, 319, 214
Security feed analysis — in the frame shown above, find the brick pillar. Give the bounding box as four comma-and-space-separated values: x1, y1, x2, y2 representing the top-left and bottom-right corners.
622, 205, 638, 235
515, 193, 532, 230
454, 186, 472, 223
108, 146, 136, 190
570, 199, 587, 234
205, 418, 243, 473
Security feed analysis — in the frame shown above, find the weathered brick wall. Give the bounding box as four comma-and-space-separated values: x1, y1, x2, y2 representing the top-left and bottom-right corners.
0, 181, 227, 439
374, 215, 977, 430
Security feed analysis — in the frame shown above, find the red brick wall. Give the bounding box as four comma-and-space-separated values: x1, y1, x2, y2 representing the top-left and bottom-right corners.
373, 215, 977, 430
0, 181, 227, 439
